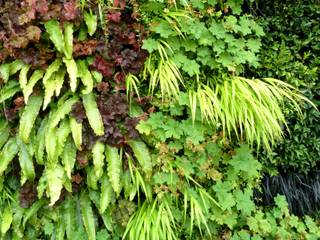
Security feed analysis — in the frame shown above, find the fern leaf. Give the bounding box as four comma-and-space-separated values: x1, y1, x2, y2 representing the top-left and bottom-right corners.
19, 95, 43, 143
106, 146, 122, 196
43, 58, 62, 84
17, 138, 35, 181
84, 11, 97, 36
35, 117, 48, 165
1, 205, 12, 235
45, 128, 58, 164
62, 137, 77, 179
56, 119, 71, 158
55, 68, 66, 97
63, 58, 78, 92
128, 140, 152, 176
23, 70, 44, 103
69, 117, 82, 150
86, 167, 99, 190
43, 73, 56, 110
9, 60, 25, 75
48, 96, 79, 129
82, 93, 104, 136
0, 138, 18, 176
80, 190, 96, 240
63, 196, 77, 239
0, 63, 10, 83
77, 60, 93, 94
64, 22, 74, 59
91, 70, 103, 84
0, 81, 21, 104
56, 212, 66, 240
100, 173, 114, 214
46, 164, 65, 206
0, 119, 10, 149
45, 20, 65, 53
92, 141, 105, 178
19, 64, 31, 88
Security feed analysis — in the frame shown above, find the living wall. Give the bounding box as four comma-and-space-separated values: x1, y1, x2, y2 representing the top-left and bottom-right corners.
0, 0, 319, 239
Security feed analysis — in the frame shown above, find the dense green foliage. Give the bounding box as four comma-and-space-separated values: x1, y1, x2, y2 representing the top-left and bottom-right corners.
0, 0, 319, 239
252, 0, 320, 173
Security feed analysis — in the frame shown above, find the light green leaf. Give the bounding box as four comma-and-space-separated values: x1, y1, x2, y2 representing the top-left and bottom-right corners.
45, 20, 65, 53
63, 58, 78, 92
45, 128, 58, 164
82, 93, 104, 136
17, 138, 35, 181
106, 146, 122, 196
62, 137, 77, 179
9, 60, 25, 75
46, 164, 65, 206
0, 63, 10, 82
19, 64, 31, 88
1, 206, 13, 234
127, 140, 152, 177
87, 167, 99, 190
23, 70, 44, 103
80, 190, 96, 240
77, 60, 93, 94
56, 119, 71, 158
64, 22, 74, 59
19, 95, 43, 143
100, 173, 114, 214
54, 68, 66, 97
48, 96, 79, 129
0, 119, 10, 149
92, 141, 105, 178
142, 38, 159, 53
0, 81, 21, 104
0, 138, 19, 176
43, 58, 62, 84
70, 117, 82, 150
84, 11, 97, 36
63, 196, 77, 240
43, 73, 57, 110
35, 117, 48, 165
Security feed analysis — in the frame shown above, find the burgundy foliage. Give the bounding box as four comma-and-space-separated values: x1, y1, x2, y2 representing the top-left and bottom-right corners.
20, 182, 37, 208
